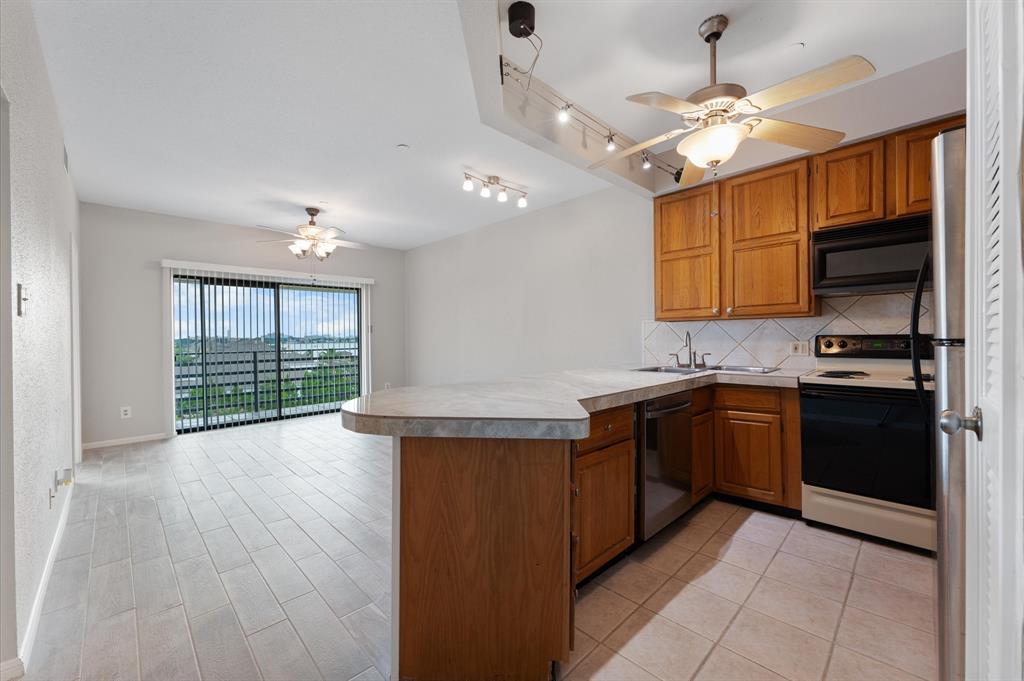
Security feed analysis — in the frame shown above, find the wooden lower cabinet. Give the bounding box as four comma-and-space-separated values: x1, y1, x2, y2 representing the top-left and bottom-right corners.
691, 411, 714, 502
713, 409, 785, 505
574, 439, 635, 582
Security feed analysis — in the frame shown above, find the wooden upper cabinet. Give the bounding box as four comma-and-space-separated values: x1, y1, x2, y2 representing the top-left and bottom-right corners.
654, 184, 720, 320
812, 138, 886, 229
887, 116, 966, 218
721, 159, 814, 318
714, 409, 784, 505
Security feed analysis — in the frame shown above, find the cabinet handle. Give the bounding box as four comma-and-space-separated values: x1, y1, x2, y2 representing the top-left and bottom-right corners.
726, 307, 734, 316
712, 307, 720, 315
604, 424, 613, 432
573, 486, 580, 497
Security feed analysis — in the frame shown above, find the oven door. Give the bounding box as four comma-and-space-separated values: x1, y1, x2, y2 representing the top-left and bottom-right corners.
800, 384, 935, 509
812, 217, 931, 295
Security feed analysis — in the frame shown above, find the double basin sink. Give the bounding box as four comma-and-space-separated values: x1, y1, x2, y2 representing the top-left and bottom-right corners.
635, 365, 780, 375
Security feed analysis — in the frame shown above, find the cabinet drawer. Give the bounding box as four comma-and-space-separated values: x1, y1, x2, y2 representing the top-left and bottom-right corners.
577, 405, 634, 454
714, 386, 781, 412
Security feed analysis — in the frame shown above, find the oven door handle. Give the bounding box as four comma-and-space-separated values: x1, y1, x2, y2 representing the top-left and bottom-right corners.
645, 402, 692, 419
800, 387, 922, 403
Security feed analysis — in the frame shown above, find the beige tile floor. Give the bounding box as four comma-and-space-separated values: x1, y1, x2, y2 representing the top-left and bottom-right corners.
25, 414, 392, 681
28, 414, 938, 681
566, 499, 939, 681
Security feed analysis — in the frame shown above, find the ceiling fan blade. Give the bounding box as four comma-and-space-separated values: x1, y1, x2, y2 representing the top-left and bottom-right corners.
253, 224, 300, 238
257, 239, 299, 244
679, 161, 705, 187
746, 117, 845, 152
588, 129, 689, 169
626, 91, 703, 116
742, 56, 875, 113
324, 238, 367, 250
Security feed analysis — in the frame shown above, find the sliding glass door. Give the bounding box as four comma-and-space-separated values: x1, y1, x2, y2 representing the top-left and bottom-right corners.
173, 275, 361, 433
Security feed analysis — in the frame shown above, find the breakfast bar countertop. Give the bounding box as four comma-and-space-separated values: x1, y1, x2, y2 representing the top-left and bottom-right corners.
341, 367, 809, 439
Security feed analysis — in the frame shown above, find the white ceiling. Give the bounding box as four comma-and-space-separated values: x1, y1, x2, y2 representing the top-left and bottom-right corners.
31, 1, 606, 250
501, 1, 966, 155
33, 1, 966, 251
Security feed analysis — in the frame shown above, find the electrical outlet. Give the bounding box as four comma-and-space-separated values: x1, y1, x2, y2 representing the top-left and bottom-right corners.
384, 382, 392, 390
120, 406, 132, 419
789, 341, 810, 355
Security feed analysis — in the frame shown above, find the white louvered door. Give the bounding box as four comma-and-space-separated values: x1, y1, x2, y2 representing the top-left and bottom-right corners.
965, 2, 1024, 679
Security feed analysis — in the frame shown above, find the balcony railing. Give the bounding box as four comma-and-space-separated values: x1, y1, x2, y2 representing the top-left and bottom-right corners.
174, 345, 360, 432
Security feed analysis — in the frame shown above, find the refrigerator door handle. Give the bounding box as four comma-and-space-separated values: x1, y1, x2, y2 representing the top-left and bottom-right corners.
939, 406, 984, 441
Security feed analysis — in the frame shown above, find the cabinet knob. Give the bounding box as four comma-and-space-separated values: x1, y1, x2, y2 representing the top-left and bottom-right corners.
604, 423, 613, 432
712, 307, 720, 315
726, 307, 734, 316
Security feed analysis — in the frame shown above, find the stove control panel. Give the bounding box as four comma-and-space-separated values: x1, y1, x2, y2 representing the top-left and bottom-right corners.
814, 334, 933, 359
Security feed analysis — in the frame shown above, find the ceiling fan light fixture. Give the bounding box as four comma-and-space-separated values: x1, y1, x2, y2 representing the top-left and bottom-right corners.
676, 122, 749, 168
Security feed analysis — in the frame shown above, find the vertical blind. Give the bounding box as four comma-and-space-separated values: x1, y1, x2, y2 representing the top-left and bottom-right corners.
168, 264, 369, 433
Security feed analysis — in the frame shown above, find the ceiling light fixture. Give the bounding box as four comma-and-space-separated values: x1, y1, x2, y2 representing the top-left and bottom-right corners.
606, 134, 616, 152
641, 151, 652, 170
460, 171, 530, 206
557, 104, 571, 124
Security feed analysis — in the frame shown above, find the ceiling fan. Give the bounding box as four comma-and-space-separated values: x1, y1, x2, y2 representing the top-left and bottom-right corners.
590, 14, 875, 187
255, 207, 365, 261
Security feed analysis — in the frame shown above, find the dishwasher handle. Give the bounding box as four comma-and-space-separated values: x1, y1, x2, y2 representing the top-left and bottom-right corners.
645, 402, 692, 419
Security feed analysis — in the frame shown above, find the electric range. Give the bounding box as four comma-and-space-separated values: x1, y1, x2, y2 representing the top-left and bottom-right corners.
798, 334, 937, 550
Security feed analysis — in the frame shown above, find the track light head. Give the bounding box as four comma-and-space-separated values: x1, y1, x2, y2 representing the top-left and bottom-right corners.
557, 105, 571, 124
606, 134, 616, 152
480, 184, 491, 198
641, 151, 652, 170
462, 175, 474, 191
517, 195, 528, 208
497, 188, 509, 203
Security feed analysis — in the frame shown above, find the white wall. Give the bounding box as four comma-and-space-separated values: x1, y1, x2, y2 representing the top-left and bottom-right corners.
404, 187, 652, 385
1, 0, 81, 660
78, 203, 406, 445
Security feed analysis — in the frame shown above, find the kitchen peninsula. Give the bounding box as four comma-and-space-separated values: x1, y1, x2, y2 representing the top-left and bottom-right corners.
342, 367, 805, 681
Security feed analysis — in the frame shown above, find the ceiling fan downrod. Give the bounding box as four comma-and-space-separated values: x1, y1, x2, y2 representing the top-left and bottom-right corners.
698, 15, 728, 87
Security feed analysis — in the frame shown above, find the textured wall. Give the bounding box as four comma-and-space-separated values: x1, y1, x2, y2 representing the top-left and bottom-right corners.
1, 0, 81, 652
642, 292, 935, 369
78, 202, 406, 445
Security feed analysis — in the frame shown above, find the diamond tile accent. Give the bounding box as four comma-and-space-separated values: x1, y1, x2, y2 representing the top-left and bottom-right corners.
644, 323, 685, 365
842, 294, 915, 334
714, 319, 764, 343
741, 321, 796, 367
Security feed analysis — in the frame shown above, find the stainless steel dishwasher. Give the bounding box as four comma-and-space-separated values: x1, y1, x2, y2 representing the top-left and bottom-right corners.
638, 390, 694, 540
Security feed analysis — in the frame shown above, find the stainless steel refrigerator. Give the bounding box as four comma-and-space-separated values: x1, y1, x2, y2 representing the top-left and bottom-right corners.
911, 125, 968, 681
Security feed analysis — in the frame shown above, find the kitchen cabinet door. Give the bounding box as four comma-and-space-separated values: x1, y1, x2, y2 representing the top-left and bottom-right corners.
714, 409, 784, 504
575, 439, 635, 582
812, 138, 886, 229
721, 160, 814, 318
655, 184, 721, 320
887, 116, 966, 218
691, 411, 714, 503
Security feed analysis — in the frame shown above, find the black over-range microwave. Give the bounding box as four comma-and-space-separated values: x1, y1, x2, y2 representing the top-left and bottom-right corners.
812, 214, 931, 296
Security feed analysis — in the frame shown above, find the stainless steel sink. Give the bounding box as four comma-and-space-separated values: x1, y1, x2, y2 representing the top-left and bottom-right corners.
634, 366, 704, 374
707, 365, 780, 374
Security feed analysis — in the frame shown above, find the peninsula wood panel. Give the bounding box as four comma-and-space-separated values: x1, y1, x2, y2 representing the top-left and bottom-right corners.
575, 439, 635, 582
812, 138, 886, 229
887, 116, 966, 217
655, 184, 720, 319
714, 409, 784, 504
721, 160, 813, 318
399, 437, 571, 681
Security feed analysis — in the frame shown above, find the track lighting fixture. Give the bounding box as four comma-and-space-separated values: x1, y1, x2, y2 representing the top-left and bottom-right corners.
606, 134, 616, 152
641, 151, 652, 170
557, 104, 571, 124
459, 171, 529, 207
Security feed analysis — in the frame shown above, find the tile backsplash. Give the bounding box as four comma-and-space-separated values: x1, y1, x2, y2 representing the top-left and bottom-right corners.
642, 292, 934, 370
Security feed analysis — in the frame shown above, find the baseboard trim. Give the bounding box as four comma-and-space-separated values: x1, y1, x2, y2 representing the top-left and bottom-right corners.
17, 489, 71, 672
82, 432, 173, 450
0, 657, 24, 681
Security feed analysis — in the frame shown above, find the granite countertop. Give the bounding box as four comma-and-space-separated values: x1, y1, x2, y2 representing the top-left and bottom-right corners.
340, 367, 809, 440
